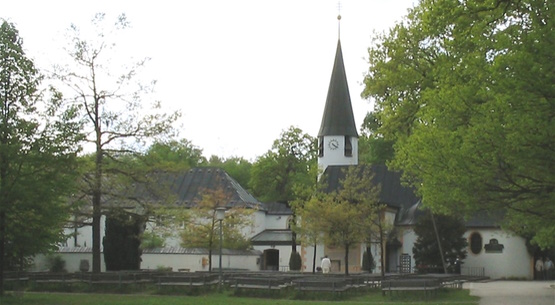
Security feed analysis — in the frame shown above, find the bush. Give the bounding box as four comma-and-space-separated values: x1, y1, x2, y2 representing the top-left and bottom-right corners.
47, 255, 66, 273
362, 251, 375, 272
289, 251, 302, 271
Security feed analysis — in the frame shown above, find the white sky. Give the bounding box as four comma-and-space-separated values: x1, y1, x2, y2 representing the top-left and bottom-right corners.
3, 0, 416, 161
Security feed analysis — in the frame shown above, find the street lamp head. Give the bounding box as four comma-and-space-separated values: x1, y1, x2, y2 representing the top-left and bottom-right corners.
216, 207, 226, 221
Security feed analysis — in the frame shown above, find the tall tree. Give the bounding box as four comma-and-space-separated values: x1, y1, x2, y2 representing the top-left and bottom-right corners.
413, 212, 468, 273
146, 139, 207, 171
297, 166, 381, 275
250, 126, 317, 253
250, 126, 317, 203
358, 112, 394, 165
0, 20, 81, 294
56, 13, 180, 273
362, 0, 554, 248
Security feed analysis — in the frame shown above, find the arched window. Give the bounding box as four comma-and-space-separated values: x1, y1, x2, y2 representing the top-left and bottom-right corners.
469, 232, 483, 255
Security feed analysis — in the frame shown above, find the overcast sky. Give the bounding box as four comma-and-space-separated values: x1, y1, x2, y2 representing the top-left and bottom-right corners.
3, 0, 416, 161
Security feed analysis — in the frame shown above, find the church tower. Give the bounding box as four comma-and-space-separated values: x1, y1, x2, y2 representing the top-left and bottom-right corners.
317, 38, 358, 172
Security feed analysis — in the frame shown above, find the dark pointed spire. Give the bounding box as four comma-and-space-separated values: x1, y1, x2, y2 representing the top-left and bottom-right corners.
318, 40, 358, 137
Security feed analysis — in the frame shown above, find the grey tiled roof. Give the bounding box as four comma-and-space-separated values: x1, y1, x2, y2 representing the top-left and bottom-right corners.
322, 164, 419, 210
251, 230, 296, 246
57, 246, 262, 256
135, 167, 262, 209
142, 247, 261, 256
261, 202, 293, 215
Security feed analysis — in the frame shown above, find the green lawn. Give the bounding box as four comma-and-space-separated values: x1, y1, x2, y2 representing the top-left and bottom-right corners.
0, 289, 479, 305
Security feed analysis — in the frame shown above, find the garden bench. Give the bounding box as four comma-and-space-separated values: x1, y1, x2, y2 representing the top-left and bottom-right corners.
292, 278, 350, 295
230, 276, 289, 291
155, 273, 218, 289
81, 272, 152, 288
381, 279, 440, 296
32, 272, 79, 285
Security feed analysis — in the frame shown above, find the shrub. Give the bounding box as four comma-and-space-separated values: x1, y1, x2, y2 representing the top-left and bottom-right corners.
289, 251, 302, 271
47, 255, 66, 273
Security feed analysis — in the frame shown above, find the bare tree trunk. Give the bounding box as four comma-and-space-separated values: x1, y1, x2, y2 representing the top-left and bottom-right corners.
312, 243, 317, 273
344, 244, 350, 275
430, 211, 447, 274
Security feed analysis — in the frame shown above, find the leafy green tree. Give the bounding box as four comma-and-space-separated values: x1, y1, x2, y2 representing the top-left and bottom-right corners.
0, 20, 81, 294
362, 250, 375, 273
413, 212, 468, 273
56, 13, 180, 273
146, 139, 207, 171
358, 112, 394, 165
297, 166, 381, 275
250, 126, 317, 253
250, 126, 317, 203
207, 156, 252, 189
362, 0, 554, 248
180, 188, 253, 272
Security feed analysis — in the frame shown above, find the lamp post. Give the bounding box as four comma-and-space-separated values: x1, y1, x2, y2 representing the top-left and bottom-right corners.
215, 207, 226, 292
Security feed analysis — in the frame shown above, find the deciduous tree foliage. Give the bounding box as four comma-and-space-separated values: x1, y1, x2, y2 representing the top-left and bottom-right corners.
296, 166, 381, 275
362, 0, 554, 248
413, 212, 468, 273
146, 139, 207, 171
57, 13, 180, 273
250, 126, 317, 253
250, 126, 317, 203
0, 20, 81, 294
180, 188, 253, 272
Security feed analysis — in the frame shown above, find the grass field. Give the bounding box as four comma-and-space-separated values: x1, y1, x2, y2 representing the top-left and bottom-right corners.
0, 289, 479, 305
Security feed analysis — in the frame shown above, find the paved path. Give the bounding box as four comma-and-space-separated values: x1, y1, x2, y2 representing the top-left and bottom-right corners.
464, 281, 555, 305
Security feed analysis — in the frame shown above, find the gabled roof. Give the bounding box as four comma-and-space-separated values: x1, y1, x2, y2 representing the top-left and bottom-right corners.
251, 230, 297, 246
322, 164, 419, 210
396, 201, 504, 228
262, 202, 293, 215
136, 167, 262, 209
318, 40, 358, 137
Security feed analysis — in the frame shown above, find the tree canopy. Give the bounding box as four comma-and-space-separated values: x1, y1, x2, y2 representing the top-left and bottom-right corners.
413, 212, 468, 273
296, 166, 381, 275
362, 0, 554, 248
0, 20, 82, 294
57, 13, 180, 272
180, 188, 253, 271
250, 126, 317, 203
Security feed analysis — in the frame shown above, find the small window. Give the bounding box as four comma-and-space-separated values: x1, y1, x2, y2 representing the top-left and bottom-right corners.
469, 232, 482, 255
344, 136, 352, 157
318, 137, 324, 157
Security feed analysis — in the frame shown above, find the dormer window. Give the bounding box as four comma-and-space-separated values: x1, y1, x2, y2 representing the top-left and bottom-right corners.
344, 136, 352, 157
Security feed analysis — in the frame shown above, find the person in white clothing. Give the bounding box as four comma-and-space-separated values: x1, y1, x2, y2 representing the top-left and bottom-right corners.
321, 255, 331, 274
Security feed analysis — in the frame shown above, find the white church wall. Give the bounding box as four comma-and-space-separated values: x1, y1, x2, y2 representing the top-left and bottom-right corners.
400, 227, 417, 272
63, 215, 106, 249
32, 252, 106, 273
142, 253, 260, 272
33, 251, 261, 273
463, 228, 532, 279
301, 243, 326, 273
253, 245, 293, 271
250, 210, 267, 235
264, 214, 290, 230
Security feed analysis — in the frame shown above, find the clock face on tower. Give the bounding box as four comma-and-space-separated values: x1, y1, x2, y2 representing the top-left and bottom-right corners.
328, 139, 339, 150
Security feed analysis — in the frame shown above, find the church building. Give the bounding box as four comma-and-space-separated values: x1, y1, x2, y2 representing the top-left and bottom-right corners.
305, 33, 535, 279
